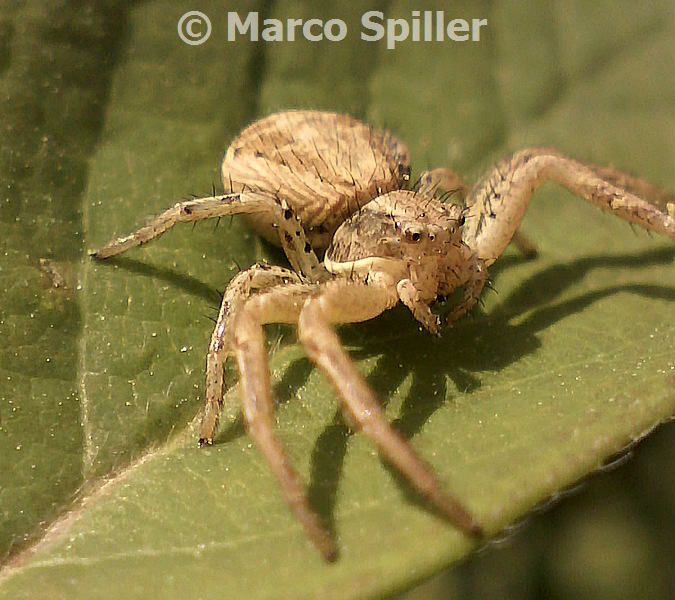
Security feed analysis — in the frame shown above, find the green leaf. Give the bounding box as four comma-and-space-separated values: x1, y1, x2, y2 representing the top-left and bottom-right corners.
1, 1, 672, 599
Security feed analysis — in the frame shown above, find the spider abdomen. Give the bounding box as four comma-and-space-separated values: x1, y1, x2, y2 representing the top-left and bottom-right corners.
221, 110, 411, 254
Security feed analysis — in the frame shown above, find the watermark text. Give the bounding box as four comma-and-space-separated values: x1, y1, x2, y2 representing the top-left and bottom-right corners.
178, 10, 488, 49
177, 11, 212, 45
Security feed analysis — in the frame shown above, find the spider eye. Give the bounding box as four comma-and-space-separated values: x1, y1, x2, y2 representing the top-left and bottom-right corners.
404, 227, 424, 243
458, 215, 466, 226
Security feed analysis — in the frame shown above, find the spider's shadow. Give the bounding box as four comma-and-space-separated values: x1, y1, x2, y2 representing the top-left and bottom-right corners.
98, 255, 222, 305
102, 245, 674, 540
302, 245, 674, 536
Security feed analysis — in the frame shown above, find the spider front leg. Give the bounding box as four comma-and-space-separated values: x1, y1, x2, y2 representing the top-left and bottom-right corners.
298, 280, 483, 538
464, 148, 675, 265
90, 191, 326, 282
418, 168, 538, 258
230, 283, 337, 560
199, 264, 303, 444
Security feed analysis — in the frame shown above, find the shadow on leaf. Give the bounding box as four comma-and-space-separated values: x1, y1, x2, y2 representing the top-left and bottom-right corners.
97, 245, 673, 538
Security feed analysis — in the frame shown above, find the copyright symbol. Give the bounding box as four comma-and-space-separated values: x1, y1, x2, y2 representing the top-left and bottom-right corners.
177, 11, 212, 45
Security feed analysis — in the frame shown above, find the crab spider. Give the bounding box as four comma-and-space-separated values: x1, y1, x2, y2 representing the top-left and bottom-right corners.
92, 110, 674, 561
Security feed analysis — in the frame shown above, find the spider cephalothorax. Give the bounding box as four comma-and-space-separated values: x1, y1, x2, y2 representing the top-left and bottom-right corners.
324, 190, 471, 334
92, 110, 674, 561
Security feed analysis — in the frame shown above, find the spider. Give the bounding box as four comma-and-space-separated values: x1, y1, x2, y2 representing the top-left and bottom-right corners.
91, 110, 674, 561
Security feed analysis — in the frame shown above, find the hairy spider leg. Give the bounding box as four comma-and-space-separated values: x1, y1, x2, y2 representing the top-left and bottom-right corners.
588, 164, 675, 212
464, 148, 675, 268
444, 256, 490, 326
419, 168, 538, 259
90, 192, 327, 282
200, 264, 304, 444
232, 283, 335, 560
232, 277, 482, 560
298, 281, 483, 538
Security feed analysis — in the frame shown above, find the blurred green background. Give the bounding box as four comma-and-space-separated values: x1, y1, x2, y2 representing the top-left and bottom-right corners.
0, 1, 672, 598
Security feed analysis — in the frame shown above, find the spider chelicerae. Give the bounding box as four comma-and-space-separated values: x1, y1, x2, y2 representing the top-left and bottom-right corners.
91, 110, 674, 561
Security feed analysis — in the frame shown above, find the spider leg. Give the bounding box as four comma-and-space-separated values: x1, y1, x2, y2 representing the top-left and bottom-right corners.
231, 284, 338, 561
464, 148, 675, 266
445, 257, 489, 326
417, 167, 470, 200
90, 193, 265, 258
90, 192, 327, 282
199, 264, 303, 444
587, 164, 675, 211
418, 167, 539, 258
298, 281, 483, 538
